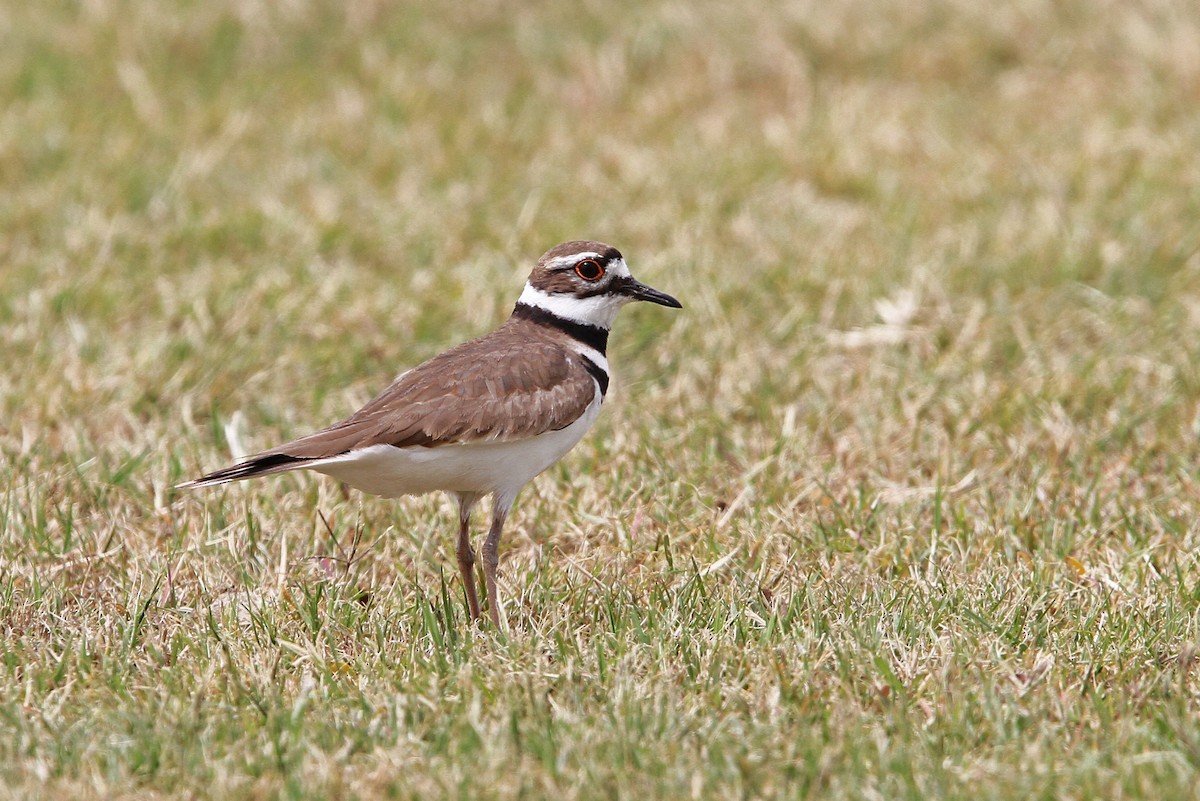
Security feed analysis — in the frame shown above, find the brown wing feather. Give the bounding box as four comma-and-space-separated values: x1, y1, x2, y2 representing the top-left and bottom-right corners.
254, 322, 598, 461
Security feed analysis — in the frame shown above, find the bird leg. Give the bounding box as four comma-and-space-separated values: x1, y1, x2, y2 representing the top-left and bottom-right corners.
482, 500, 511, 630
455, 494, 481, 621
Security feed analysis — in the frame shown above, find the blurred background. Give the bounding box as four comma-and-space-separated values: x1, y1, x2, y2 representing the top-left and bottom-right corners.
3, 1, 1200, 797
4, 0, 1195, 479
4, 1, 1199, 476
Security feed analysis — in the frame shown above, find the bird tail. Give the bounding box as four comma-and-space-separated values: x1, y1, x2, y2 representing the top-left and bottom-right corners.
176, 453, 309, 489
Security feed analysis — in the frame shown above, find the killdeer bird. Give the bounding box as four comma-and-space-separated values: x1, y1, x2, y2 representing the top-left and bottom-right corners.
180, 241, 681, 627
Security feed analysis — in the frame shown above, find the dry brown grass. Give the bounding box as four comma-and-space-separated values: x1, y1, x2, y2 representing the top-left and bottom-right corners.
3, 0, 1200, 798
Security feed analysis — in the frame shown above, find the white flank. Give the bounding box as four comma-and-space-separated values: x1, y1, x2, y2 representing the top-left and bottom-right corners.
569, 341, 609, 375
305, 394, 603, 500
564, 340, 609, 381
517, 283, 629, 329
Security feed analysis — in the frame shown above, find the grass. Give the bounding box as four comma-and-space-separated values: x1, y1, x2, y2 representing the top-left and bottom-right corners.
3, 0, 1200, 797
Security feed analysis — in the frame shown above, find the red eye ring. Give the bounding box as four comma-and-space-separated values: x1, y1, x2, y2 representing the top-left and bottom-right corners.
575, 259, 605, 281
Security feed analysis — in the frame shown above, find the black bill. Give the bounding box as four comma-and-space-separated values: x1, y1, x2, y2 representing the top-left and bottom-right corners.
621, 278, 682, 308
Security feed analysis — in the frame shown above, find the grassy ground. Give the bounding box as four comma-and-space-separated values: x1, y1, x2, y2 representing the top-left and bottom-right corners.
3, 0, 1200, 798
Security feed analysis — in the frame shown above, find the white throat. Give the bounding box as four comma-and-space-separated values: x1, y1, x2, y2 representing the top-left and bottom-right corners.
517, 283, 628, 329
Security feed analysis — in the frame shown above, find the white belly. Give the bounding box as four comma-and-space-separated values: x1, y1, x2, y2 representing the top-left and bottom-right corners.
306, 395, 602, 499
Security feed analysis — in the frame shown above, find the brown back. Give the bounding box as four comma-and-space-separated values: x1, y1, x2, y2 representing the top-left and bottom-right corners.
257, 316, 599, 460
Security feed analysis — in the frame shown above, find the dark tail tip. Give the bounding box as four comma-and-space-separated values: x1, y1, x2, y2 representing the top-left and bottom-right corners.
176, 453, 307, 489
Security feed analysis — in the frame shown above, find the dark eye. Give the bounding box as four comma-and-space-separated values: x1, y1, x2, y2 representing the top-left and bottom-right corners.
575, 259, 605, 281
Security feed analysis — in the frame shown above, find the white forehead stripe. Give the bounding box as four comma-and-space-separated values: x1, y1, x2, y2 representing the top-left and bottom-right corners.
517, 283, 629, 329
542, 254, 632, 278
545, 252, 604, 270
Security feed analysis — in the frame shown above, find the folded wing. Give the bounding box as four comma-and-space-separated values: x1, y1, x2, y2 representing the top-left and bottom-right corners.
179, 331, 598, 487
